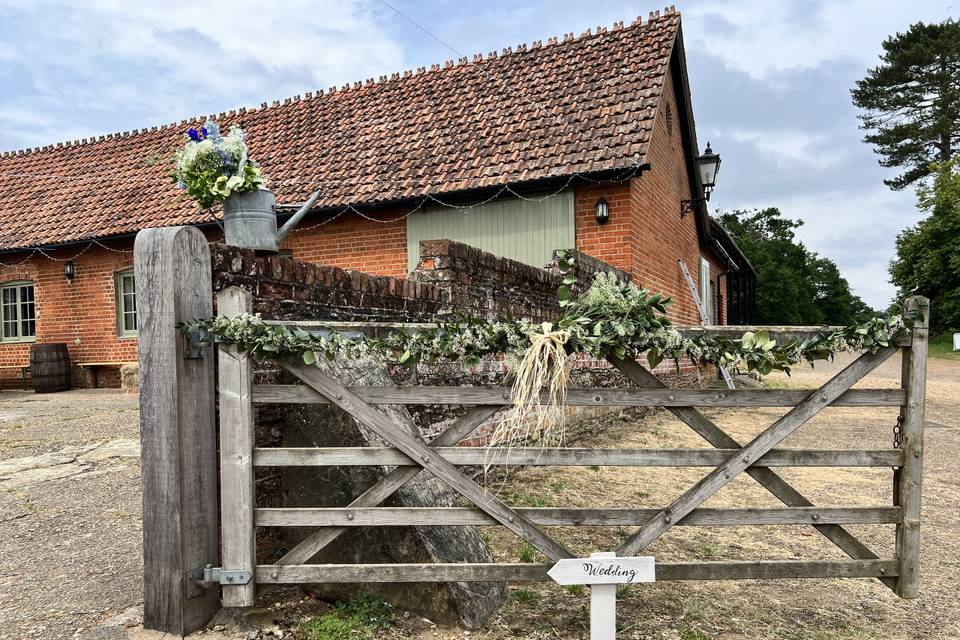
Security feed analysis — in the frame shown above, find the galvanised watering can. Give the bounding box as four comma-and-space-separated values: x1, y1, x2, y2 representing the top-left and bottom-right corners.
222, 189, 322, 253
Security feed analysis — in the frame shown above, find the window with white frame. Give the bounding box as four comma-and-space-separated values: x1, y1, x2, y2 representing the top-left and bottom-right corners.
698, 257, 713, 324
116, 269, 137, 336
1, 281, 36, 342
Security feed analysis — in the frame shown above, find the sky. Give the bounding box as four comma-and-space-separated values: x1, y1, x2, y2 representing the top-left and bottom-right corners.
0, 0, 955, 308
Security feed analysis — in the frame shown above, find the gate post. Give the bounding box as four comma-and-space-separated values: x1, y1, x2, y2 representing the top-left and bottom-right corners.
895, 295, 929, 598
216, 286, 257, 607
135, 227, 220, 634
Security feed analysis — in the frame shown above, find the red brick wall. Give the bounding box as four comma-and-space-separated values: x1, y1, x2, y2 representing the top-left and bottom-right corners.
279, 211, 407, 278
574, 183, 633, 273
0, 243, 138, 388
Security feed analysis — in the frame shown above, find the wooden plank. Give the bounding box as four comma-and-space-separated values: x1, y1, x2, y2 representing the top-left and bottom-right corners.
276, 406, 502, 566
609, 357, 898, 590
256, 559, 900, 583
134, 227, 220, 635
896, 296, 929, 598
616, 346, 897, 557
252, 384, 906, 407
217, 288, 257, 608
253, 447, 903, 468
255, 506, 902, 527
279, 360, 573, 561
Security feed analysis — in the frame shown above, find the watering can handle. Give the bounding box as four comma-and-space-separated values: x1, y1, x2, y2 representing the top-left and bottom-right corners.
276, 190, 322, 243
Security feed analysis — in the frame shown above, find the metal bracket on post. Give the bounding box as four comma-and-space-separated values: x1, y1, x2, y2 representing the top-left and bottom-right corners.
184, 327, 212, 360
187, 564, 252, 598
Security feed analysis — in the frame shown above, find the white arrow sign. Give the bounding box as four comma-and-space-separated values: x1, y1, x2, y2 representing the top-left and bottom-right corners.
548, 553, 655, 640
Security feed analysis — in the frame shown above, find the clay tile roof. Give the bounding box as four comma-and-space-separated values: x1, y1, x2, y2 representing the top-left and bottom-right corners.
0, 10, 680, 251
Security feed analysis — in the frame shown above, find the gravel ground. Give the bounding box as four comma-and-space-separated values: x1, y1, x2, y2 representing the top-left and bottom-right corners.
0, 352, 956, 640
0, 390, 142, 640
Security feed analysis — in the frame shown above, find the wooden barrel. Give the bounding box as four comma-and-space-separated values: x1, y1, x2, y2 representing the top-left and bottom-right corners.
30, 343, 71, 393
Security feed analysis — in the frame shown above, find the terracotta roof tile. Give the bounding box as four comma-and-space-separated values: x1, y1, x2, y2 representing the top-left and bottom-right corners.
0, 10, 680, 250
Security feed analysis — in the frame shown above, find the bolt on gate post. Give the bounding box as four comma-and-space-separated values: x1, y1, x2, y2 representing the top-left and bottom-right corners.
896, 295, 929, 598
135, 227, 221, 635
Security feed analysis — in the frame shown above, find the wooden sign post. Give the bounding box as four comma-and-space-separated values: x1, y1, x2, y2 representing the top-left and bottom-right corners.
548, 553, 655, 639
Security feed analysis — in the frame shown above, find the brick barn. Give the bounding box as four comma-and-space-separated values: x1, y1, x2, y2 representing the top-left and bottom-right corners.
0, 7, 754, 389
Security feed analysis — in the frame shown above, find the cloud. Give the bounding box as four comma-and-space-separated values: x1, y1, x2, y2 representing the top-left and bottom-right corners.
727, 128, 848, 169
682, 0, 954, 81
0, 0, 405, 148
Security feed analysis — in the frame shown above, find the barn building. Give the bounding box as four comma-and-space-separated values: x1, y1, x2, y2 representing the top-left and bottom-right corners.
0, 7, 754, 389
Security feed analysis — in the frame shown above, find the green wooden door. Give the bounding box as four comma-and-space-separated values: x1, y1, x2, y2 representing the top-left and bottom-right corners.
406, 192, 575, 272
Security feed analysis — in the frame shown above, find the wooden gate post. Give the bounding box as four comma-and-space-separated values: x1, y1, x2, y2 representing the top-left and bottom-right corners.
895, 295, 929, 598
135, 227, 220, 634
217, 287, 257, 607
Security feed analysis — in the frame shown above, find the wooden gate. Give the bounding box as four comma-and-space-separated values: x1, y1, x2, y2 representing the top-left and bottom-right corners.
214, 285, 929, 607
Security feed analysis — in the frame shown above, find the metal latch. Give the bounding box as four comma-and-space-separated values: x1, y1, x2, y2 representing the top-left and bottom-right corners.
183, 327, 212, 360
187, 564, 252, 598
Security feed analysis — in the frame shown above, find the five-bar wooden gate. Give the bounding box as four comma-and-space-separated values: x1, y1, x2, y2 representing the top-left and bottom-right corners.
133, 228, 929, 635
214, 285, 929, 607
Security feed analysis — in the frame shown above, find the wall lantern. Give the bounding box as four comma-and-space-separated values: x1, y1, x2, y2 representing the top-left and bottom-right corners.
595, 197, 610, 225
64, 260, 76, 281
681, 142, 722, 218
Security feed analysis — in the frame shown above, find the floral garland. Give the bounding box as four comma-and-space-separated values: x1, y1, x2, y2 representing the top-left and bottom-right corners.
186, 252, 913, 377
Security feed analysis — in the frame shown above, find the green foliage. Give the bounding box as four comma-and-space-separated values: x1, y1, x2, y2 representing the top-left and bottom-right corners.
187, 263, 909, 378
564, 584, 586, 596
851, 19, 960, 190
518, 544, 537, 563
300, 594, 395, 640
718, 208, 875, 325
890, 159, 960, 333
511, 588, 540, 604
929, 334, 960, 361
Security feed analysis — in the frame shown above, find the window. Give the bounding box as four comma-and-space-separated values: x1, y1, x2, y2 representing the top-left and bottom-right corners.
1, 281, 36, 342
698, 257, 713, 324
116, 269, 137, 336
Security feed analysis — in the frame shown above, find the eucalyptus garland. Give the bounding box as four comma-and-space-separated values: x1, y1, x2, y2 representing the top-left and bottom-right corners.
187, 251, 913, 377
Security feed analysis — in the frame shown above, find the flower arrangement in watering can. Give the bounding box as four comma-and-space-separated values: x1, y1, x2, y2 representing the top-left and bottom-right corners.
171, 120, 319, 253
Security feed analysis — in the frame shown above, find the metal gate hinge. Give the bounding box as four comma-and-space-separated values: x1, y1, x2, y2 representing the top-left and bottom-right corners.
183, 327, 212, 360
187, 564, 252, 597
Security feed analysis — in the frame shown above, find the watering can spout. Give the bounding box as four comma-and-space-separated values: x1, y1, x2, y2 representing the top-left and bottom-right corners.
276, 190, 322, 243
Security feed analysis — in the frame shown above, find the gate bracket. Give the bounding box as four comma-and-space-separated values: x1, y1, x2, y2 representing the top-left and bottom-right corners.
183, 327, 212, 360
188, 564, 252, 597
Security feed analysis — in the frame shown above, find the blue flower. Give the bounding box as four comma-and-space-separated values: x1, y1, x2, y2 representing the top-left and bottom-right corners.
200, 126, 208, 138
187, 127, 200, 142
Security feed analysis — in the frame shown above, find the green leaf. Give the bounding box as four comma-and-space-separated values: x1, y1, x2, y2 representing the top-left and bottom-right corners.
647, 347, 663, 369
563, 275, 577, 285
399, 350, 412, 364
302, 350, 316, 365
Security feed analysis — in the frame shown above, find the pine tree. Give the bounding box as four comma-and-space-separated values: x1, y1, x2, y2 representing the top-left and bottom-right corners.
852, 19, 960, 190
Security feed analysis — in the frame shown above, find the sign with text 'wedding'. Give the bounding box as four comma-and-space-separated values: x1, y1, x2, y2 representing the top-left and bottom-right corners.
547, 554, 655, 585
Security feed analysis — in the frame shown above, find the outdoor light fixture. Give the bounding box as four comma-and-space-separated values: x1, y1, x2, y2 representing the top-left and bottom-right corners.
64, 260, 76, 281
595, 197, 610, 225
681, 142, 722, 218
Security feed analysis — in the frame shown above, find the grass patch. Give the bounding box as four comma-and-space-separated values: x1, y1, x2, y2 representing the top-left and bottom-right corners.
299, 594, 395, 640
511, 588, 540, 604
518, 544, 537, 563
678, 626, 711, 640
929, 333, 960, 361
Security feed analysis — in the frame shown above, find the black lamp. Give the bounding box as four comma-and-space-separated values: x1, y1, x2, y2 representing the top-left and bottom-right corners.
64, 260, 76, 281
696, 141, 721, 199
681, 142, 722, 218
595, 197, 610, 225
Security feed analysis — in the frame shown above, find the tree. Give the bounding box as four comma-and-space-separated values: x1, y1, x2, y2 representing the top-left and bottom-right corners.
889, 159, 960, 332
718, 208, 875, 326
851, 19, 960, 190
